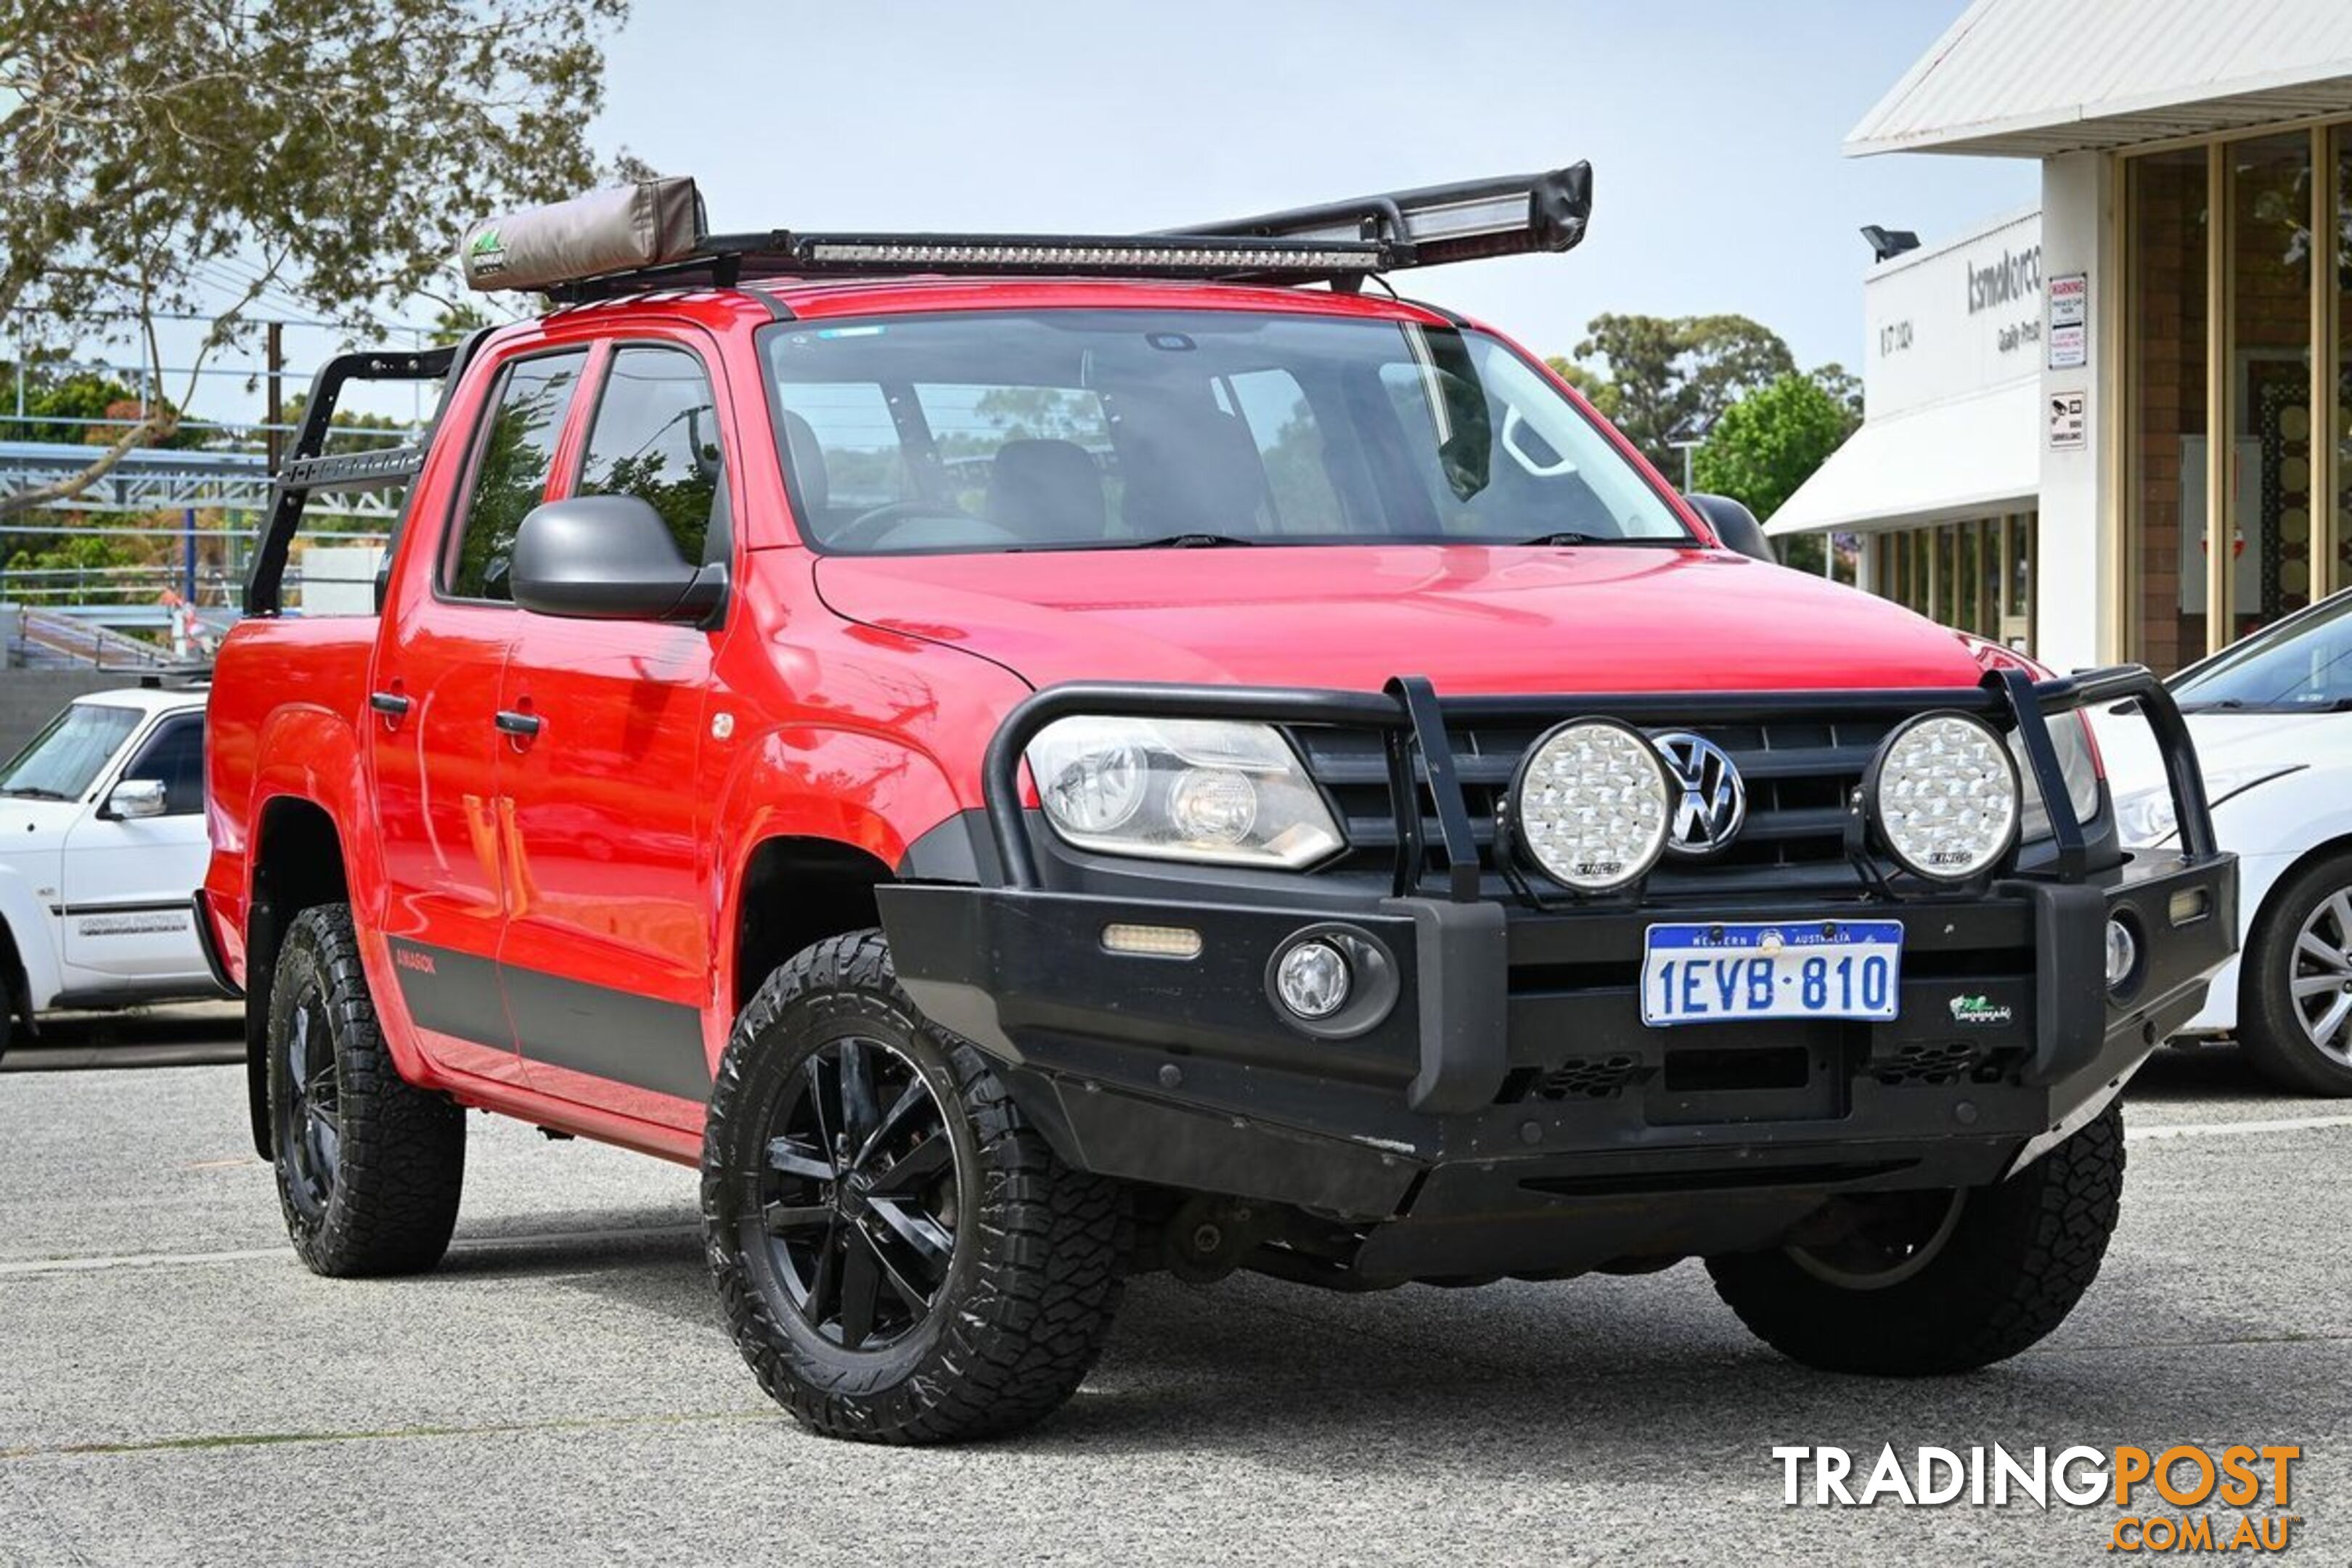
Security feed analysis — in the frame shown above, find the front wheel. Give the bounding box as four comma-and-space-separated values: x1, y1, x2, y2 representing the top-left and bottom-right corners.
1707, 1102, 2125, 1374
2238, 850, 2352, 1096
703, 931, 1127, 1444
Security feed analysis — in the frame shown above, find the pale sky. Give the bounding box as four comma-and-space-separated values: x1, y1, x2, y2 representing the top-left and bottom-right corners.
592, 0, 2035, 375
52, 1, 2032, 431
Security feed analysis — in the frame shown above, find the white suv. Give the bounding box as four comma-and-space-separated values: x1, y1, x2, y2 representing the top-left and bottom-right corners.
0, 685, 224, 1056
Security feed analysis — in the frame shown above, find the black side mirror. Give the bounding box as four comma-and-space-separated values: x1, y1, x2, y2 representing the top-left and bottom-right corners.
510, 496, 724, 623
1683, 492, 1778, 565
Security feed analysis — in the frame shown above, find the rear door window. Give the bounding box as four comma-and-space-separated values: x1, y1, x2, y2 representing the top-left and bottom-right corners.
443, 350, 589, 601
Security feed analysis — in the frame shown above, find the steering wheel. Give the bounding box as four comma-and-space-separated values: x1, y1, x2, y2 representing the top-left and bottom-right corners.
828, 500, 1017, 552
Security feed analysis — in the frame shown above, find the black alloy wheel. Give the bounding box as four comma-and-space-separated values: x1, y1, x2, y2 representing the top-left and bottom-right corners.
264, 903, 465, 1277
277, 988, 343, 1221
705, 931, 1127, 1443
754, 1034, 960, 1352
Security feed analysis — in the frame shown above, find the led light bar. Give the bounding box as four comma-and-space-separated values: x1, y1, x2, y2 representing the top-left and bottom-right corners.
793, 237, 1384, 274
1168, 163, 1593, 268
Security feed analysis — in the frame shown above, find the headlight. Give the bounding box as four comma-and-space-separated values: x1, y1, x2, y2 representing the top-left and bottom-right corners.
1025, 717, 1343, 868
2013, 712, 2104, 842
1508, 717, 1674, 892
1866, 711, 2021, 882
2114, 763, 2306, 848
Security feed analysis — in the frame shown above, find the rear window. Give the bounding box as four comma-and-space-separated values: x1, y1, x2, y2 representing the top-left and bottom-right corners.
444, 350, 590, 600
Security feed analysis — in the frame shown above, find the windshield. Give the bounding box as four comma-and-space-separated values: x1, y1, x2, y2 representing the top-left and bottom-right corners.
0, 703, 141, 801
761, 310, 1692, 554
2173, 592, 2352, 711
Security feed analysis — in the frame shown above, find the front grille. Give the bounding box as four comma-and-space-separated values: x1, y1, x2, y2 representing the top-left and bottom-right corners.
1291, 712, 1893, 897
1521, 1053, 1646, 1102
1876, 1041, 1980, 1087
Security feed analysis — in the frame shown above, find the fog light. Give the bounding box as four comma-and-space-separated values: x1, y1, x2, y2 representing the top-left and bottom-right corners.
1102, 923, 1202, 959
1274, 939, 1350, 1019
2105, 918, 2139, 993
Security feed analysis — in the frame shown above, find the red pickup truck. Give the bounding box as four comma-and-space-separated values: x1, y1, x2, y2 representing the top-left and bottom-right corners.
200, 168, 2236, 1445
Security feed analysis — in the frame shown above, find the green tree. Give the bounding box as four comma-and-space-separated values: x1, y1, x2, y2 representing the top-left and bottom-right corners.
1557, 314, 1796, 473
1810, 362, 1865, 428
0, 0, 628, 517
1689, 371, 1855, 569
1543, 356, 1620, 420
0, 362, 199, 449
266, 394, 417, 454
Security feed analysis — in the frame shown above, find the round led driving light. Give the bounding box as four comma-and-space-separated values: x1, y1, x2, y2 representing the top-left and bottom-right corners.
1274, 939, 1351, 1020
1168, 767, 1258, 847
1866, 711, 2022, 883
1508, 717, 1675, 893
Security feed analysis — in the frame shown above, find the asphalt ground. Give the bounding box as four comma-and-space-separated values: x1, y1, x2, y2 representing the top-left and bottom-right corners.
1, 1016, 2346, 1567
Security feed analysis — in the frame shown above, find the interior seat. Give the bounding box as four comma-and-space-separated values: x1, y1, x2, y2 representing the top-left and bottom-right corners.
986, 438, 1106, 544
1116, 404, 1267, 539
778, 408, 831, 535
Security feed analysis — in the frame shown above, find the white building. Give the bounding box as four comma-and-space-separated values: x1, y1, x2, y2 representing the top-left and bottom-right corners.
1769, 0, 2352, 675
1771, 206, 2046, 653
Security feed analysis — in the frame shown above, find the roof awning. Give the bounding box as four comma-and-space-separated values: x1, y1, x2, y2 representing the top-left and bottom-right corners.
1765, 380, 2038, 536
1847, 0, 2352, 158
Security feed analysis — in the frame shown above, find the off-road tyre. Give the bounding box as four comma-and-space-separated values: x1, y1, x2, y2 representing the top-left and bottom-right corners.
2237, 849, 2352, 1097
267, 904, 465, 1275
704, 930, 1127, 1444
1707, 1101, 2125, 1374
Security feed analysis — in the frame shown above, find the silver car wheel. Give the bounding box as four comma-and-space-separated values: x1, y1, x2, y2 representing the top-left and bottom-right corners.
2289, 886, 2352, 1066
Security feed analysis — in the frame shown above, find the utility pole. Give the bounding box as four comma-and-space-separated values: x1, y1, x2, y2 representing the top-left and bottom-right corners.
264, 321, 285, 475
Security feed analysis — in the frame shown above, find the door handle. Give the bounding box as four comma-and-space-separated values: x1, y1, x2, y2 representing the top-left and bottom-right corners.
494, 709, 542, 739
369, 690, 412, 719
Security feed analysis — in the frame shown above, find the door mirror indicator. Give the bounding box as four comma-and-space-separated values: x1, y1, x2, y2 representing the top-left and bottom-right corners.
105, 778, 168, 820
1684, 493, 1779, 565
510, 496, 725, 624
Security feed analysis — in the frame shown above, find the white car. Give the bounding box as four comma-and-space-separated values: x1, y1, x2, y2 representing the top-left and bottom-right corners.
0, 685, 224, 1057
2095, 589, 2352, 1095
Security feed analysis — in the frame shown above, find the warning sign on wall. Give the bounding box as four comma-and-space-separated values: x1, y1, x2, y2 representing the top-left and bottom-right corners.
2049, 391, 2087, 450
2048, 273, 2088, 369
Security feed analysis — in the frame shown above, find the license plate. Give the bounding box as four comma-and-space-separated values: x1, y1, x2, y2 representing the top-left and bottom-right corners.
1641, 920, 1903, 1027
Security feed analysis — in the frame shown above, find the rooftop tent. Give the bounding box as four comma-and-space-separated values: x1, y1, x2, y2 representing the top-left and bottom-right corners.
461, 178, 706, 292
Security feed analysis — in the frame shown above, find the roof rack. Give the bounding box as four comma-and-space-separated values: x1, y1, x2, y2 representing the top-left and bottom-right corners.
460, 164, 1592, 303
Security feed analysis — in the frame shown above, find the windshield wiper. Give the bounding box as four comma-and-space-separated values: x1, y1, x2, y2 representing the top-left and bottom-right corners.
0, 786, 70, 800
1510, 531, 1689, 547
1114, 533, 1260, 550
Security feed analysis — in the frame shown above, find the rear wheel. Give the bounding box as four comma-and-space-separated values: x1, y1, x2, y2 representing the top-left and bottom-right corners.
267, 905, 465, 1275
1707, 1103, 2124, 1374
2238, 850, 2352, 1096
703, 931, 1126, 1444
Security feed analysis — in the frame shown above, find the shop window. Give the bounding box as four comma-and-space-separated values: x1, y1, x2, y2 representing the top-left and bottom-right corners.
2004, 513, 2037, 652
2228, 134, 2315, 640
2127, 149, 2209, 674
2337, 126, 2352, 597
